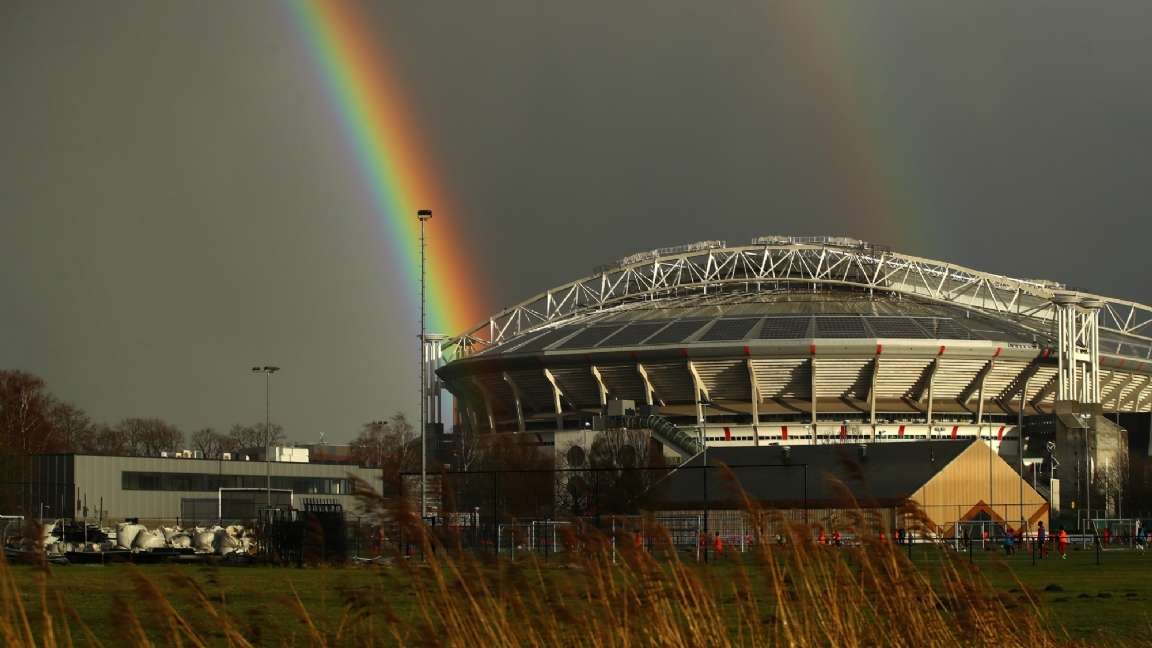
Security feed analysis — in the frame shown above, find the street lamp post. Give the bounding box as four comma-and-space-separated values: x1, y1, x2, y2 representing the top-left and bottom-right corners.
417, 209, 432, 520
252, 365, 280, 508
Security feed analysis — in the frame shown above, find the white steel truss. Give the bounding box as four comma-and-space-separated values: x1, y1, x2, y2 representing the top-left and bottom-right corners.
447, 240, 1152, 356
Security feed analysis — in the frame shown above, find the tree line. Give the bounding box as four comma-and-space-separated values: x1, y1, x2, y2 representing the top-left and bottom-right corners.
0, 369, 284, 459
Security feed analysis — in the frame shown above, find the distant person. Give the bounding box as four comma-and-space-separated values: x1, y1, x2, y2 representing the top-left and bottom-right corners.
1103, 527, 1112, 546
818, 529, 828, 546
1036, 521, 1047, 558
713, 531, 725, 557
878, 529, 888, 543
1003, 528, 1015, 556
1058, 528, 1069, 560
832, 530, 842, 547
897, 528, 906, 545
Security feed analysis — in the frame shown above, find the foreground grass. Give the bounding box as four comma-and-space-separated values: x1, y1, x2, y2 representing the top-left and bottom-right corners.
5, 543, 1151, 646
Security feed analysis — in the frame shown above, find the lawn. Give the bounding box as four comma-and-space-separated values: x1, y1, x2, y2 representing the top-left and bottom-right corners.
6, 545, 1152, 645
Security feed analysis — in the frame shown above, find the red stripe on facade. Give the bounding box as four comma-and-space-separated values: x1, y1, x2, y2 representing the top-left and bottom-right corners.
724, 426, 731, 440
781, 425, 788, 440
997, 425, 1005, 440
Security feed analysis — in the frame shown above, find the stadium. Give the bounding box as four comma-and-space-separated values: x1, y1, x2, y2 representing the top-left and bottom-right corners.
433, 236, 1152, 531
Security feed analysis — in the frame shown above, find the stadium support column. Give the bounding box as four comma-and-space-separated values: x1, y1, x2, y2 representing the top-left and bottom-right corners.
591, 365, 609, 407
472, 377, 496, 433
502, 372, 526, 433
636, 363, 656, 408
926, 359, 938, 431
544, 369, 564, 431
810, 358, 817, 443
868, 357, 879, 428
688, 361, 710, 430
1054, 293, 1102, 404
746, 358, 760, 446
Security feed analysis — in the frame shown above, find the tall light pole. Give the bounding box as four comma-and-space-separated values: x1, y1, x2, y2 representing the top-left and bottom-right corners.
417, 209, 432, 520
252, 365, 280, 508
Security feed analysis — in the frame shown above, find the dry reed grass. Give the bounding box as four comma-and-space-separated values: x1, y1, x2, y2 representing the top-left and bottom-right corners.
0, 479, 1145, 647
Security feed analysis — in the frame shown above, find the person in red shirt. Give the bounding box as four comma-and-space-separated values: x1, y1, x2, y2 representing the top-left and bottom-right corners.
832, 530, 843, 547
818, 529, 827, 546
1057, 528, 1069, 559
713, 531, 725, 557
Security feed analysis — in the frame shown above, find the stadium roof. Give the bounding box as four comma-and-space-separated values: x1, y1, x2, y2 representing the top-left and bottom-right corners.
446, 237, 1152, 363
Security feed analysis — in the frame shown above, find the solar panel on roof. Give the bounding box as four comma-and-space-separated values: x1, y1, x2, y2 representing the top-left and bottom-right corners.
867, 317, 931, 339
757, 317, 811, 339
700, 318, 760, 341
916, 318, 970, 339
511, 325, 581, 353
815, 316, 867, 338
556, 325, 625, 349
966, 327, 1025, 343
645, 319, 709, 344
598, 321, 670, 347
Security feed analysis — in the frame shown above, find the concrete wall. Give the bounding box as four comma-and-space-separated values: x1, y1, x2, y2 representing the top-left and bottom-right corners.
71, 455, 382, 522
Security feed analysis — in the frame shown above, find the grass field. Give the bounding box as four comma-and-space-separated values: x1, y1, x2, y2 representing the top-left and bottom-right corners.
5, 542, 1151, 646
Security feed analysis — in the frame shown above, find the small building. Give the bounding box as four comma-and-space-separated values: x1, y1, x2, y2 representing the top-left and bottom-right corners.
648, 439, 1048, 537
6, 454, 383, 524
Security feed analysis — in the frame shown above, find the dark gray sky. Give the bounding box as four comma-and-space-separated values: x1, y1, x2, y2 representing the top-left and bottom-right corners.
2, 1, 1150, 443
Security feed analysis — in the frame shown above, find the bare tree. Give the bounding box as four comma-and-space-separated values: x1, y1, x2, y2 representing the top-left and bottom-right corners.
0, 370, 60, 454
350, 413, 420, 494
191, 427, 229, 459
48, 402, 95, 453
93, 423, 128, 455
228, 422, 285, 458
116, 418, 183, 456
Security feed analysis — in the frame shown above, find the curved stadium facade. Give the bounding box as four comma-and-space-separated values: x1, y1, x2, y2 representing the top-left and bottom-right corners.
435, 237, 1151, 513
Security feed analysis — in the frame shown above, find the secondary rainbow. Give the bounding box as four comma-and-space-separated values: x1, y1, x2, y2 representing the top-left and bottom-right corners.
287, 0, 486, 335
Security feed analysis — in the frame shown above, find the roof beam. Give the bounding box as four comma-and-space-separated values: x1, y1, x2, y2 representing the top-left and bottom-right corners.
1030, 374, 1058, 409
1000, 359, 1043, 403
1100, 372, 1128, 411
911, 358, 939, 403
1121, 375, 1152, 410
959, 359, 995, 404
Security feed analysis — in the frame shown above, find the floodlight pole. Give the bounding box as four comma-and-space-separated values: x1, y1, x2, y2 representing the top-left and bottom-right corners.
418, 209, 432, 520
252, 365, 280, 507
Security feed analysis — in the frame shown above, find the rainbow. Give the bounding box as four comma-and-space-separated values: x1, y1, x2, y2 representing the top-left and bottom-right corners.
287, 0, 487, 336
792, 2, 928, 254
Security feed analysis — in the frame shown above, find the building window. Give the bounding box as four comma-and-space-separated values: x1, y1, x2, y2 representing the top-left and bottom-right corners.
121, 471, 352, 495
